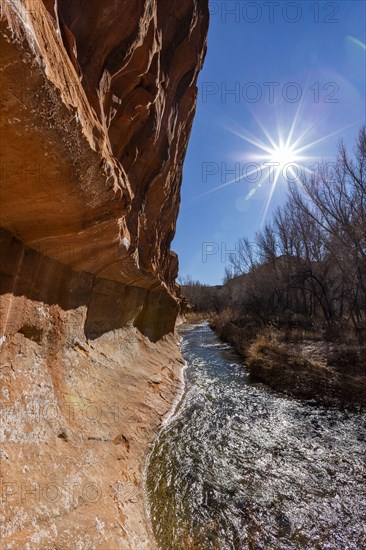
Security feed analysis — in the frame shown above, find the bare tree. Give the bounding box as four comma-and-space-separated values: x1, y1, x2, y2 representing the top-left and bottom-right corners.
220, 127, 366, 341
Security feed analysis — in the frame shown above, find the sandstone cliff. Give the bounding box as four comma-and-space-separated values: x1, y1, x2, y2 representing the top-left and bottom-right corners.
0, 1, 208, 547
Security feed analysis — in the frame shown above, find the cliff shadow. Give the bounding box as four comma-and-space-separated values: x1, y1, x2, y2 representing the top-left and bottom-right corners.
0, 228, 176, 342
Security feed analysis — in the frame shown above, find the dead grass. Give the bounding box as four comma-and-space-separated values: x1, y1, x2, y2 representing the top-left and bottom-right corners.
183, 311, 214, 324
281, 327, 325, 343
209, 311, 365, 408
245, 329, 366, 408
247, 329, 314, 373
210, 309, 261, 358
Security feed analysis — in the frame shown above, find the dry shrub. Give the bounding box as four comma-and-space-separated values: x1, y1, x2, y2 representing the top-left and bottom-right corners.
184, 311, 210, 324
282, 327, 324, 343
245, 329, 366, 408
246, 328, 311, 372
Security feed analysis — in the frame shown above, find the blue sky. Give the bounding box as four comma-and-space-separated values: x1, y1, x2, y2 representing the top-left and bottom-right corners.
173, 0, 366, 285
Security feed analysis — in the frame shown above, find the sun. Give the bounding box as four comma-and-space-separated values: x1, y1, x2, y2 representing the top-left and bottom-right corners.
187, 119, 317, 213
268, 142, 300, 170
187, 105, 358, 226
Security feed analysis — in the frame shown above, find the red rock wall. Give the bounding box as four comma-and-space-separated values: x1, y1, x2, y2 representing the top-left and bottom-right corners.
0, 0, 208, 334
0, 1, 208, 547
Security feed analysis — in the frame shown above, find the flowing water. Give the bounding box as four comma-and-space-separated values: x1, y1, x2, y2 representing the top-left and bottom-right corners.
146, 323, 366, 549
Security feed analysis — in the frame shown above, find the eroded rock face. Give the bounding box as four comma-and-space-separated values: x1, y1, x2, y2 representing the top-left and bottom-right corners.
0, 0, 208, 336
0, 285, 186, 549
0, 0, 208, 294
0, 0, 208, 547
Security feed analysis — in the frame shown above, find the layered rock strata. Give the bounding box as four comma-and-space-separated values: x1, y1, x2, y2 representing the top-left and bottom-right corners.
0, 0, 208, 547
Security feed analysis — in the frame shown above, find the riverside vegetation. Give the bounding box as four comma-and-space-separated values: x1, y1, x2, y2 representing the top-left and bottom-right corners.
181, 128, 366, 409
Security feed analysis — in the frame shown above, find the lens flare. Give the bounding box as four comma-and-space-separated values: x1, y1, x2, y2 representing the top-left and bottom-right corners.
186, 94, 360, 228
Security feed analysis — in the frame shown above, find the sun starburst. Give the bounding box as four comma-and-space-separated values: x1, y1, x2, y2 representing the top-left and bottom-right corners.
241, 111, 361, 224
187, 99, 360, 226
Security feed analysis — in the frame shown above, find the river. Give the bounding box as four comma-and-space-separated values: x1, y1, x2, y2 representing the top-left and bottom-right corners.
146, 323, 366, 549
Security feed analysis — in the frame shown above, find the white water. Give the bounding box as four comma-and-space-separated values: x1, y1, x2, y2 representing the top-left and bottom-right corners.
146, 323, 366, 549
